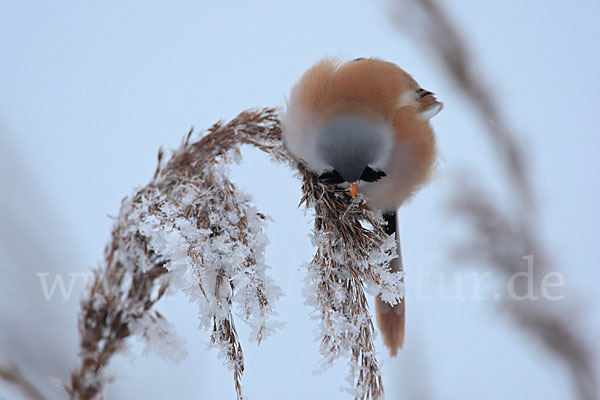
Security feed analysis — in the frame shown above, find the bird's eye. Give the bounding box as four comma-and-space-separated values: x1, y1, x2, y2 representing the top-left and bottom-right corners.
318, 170, 345, 184
360, 166, 386, 182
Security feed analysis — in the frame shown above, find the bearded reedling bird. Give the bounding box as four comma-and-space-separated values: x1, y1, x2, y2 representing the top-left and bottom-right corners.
281, 57, 442, 355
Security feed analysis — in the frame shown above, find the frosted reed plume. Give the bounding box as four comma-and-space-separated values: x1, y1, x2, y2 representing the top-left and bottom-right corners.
395, 1, 597, 399
300, 165, 401, 400
66, 108, 401, 400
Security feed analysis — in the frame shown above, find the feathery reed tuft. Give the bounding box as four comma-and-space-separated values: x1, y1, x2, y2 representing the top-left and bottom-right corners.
67, 108, 399, 400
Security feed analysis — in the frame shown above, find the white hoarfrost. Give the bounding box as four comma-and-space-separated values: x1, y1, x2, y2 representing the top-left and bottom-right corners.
303, 208, 404, 395
89, 113, 400, 399
120, 156, 281, 369
365, 231, 404, 305
129, 311, 188, 363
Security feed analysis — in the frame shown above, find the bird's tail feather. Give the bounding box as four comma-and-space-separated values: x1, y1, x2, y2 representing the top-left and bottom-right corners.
375, 294, 405, 356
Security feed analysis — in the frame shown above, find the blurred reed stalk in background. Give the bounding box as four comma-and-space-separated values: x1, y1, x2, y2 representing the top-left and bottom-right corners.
394, 1, 597, 399
0, 363, 45, 400
0, 131, 79, 400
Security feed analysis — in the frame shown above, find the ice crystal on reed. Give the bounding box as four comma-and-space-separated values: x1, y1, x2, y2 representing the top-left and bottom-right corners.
68, 109, 402, 400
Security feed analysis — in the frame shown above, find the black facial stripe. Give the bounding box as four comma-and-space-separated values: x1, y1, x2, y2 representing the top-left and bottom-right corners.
360, 166, 386, 183
318, 170, 346, 185
417, 88, 434, 99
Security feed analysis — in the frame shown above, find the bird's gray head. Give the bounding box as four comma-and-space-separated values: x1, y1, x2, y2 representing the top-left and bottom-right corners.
316, 114, 392, 184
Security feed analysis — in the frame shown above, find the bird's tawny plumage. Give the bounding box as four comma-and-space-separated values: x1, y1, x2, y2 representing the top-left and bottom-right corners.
282, 57, 442, 355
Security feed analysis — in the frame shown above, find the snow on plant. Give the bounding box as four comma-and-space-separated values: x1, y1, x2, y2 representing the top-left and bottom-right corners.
67, 108, 403, 400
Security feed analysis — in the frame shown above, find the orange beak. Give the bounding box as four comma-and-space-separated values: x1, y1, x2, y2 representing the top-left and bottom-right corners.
348, 183, 358, 198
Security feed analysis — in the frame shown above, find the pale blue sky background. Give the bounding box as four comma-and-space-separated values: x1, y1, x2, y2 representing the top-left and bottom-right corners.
1, 1, 599, 399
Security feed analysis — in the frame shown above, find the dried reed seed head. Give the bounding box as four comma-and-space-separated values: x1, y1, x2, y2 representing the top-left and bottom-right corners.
67, 108, 397, 400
